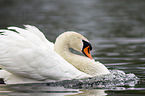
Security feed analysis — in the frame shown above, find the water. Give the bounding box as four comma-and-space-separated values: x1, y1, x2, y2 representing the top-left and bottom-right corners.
0, 70, 140, 96
0, 0, 145, 95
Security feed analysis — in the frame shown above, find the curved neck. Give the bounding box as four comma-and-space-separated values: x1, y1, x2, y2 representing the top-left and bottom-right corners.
54, 32, 110, 76
54, 33, 88, 67
54, 34, 78, 63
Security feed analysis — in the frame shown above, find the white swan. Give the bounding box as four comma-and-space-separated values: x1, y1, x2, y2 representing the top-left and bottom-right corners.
0, 25, 110, 84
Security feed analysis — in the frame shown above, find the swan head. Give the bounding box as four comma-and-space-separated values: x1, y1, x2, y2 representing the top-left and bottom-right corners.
55, 31, 110, 75
55, 31, 93, 60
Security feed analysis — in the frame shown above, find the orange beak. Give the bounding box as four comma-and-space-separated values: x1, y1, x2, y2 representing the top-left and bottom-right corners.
82, 46, 93, 60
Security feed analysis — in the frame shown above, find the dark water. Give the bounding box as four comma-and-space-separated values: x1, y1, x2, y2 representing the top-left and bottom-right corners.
0, 0, 145, 95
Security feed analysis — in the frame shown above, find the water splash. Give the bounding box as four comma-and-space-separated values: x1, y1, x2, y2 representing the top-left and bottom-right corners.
48, 70, 139, 89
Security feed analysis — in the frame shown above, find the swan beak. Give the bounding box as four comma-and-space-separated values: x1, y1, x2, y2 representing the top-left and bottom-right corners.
82, 46, 93, 60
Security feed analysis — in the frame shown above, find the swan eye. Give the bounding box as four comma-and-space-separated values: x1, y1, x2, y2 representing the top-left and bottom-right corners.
82, 40, 93, 59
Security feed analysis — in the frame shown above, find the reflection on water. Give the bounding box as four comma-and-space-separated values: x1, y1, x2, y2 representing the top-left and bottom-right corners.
0, 0, 145, 96
0, 84, 107, 96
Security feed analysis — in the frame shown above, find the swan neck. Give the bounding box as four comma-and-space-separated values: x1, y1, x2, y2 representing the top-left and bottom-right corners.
54, 33, 82, 64
54, 32, 110, 76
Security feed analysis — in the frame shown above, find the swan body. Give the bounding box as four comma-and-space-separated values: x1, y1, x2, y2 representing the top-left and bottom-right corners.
0, 25, 110, 84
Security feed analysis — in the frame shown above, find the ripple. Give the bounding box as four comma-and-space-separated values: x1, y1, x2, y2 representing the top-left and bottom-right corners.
136, 67, 145, 70
105, 63, 130, 66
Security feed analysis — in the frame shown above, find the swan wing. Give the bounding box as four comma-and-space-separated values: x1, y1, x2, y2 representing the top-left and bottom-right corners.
0, 25, 89, 83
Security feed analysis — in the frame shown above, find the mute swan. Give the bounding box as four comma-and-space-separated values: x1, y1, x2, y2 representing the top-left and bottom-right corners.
0, 25, 110, 84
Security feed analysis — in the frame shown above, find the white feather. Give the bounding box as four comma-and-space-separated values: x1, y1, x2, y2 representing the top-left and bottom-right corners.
0, 25, 90, 84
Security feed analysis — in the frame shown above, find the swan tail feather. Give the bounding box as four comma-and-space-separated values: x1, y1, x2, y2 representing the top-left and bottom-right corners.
7, 25, 54, 48
24, 25, 46, 41
24, 25, 54, 48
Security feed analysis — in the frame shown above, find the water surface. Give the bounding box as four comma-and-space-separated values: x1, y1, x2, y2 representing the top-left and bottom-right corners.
0, 0, 145, 95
